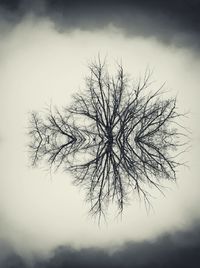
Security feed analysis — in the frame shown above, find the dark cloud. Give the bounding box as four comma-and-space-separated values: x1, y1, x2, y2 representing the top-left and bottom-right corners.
1, 221, 200, 268
0, 0, 200, 49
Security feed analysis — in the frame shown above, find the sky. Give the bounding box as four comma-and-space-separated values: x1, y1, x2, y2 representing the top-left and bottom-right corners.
0, 0, 200, 267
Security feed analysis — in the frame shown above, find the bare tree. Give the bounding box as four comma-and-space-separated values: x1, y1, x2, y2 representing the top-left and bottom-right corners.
28, 57, 188, 221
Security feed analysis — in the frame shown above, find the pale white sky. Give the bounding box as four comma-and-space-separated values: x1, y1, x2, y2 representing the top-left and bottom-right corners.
0, 16, 200, 257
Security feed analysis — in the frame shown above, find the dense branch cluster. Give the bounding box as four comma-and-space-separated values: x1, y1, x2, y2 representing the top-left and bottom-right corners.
28, 58, 187, 220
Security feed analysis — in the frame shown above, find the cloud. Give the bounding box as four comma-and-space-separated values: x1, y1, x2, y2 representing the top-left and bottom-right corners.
1, 0, 200, 50
1, 221, 200, 267
0, 14, 200, 251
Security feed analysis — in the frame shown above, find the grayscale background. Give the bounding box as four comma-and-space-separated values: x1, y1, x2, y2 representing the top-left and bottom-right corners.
0, 1, 200, 267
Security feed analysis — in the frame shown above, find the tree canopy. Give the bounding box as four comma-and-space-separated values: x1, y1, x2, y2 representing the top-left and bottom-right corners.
28, 57, 188, 221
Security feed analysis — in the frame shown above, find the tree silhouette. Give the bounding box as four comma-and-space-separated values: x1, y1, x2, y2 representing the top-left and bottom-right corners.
28, 57, 187, 221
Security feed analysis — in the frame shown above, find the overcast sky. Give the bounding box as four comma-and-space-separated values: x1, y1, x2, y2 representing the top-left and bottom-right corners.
0, 1, 200, 267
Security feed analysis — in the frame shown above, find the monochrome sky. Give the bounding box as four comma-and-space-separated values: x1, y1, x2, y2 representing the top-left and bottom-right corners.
0, 1, 200, 267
